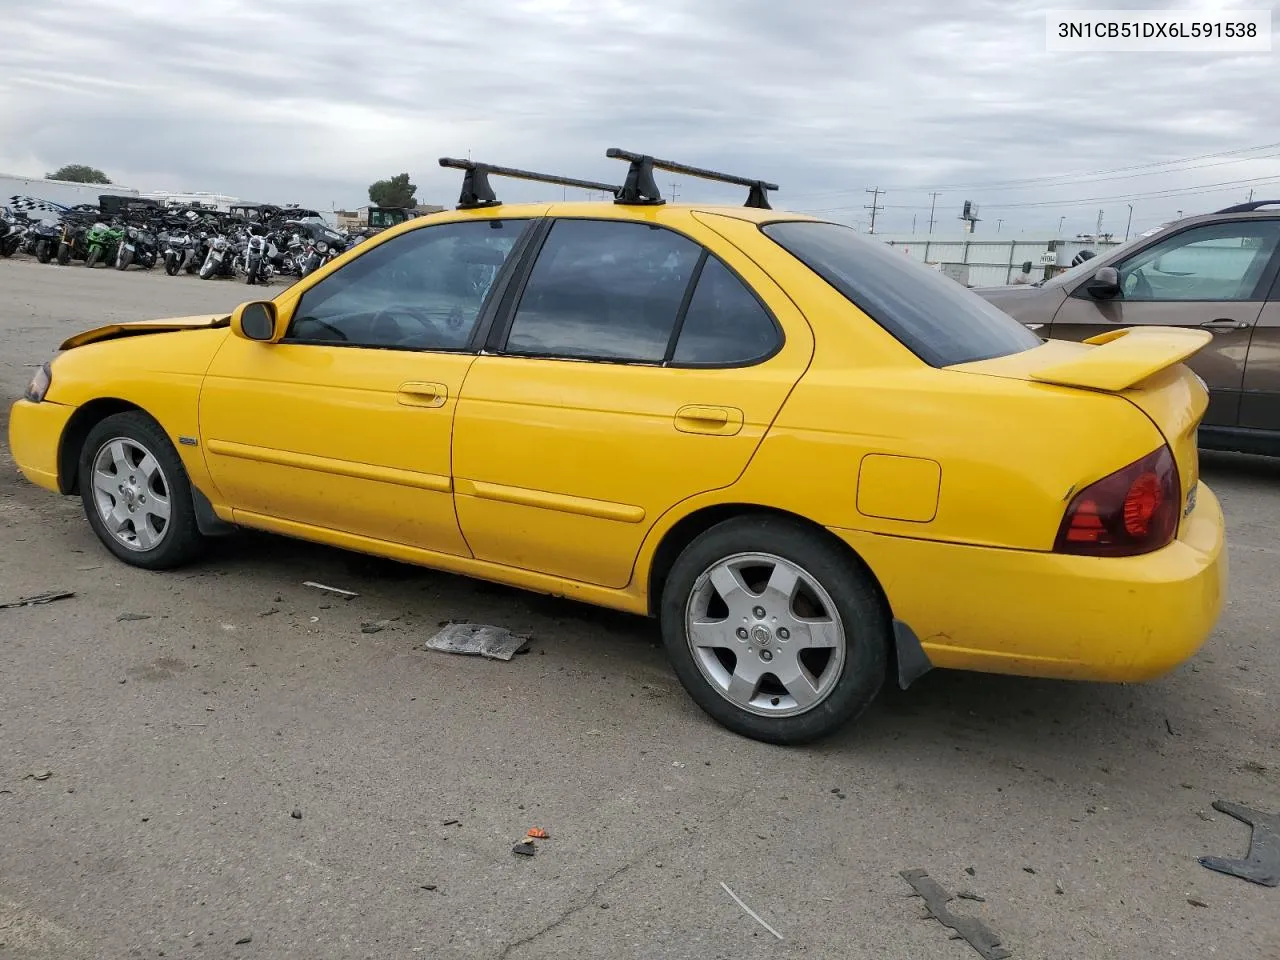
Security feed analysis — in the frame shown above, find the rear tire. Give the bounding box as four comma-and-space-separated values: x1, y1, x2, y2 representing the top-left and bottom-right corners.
77, 412, 206, 570
659, 516, 889, 745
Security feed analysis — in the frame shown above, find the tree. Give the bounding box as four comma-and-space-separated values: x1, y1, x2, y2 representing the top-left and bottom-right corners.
47, 164, 112, 184
368, 173, 417, 208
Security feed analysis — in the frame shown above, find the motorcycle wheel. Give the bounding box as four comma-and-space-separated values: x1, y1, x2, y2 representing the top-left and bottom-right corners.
56, 243, 71, 266
116, 246, 132, 270
0, 239, 14, 258
199, 259, 215, 280
86, 248, 100, 268
37, 241, 52, 264
165, 254, 180, 277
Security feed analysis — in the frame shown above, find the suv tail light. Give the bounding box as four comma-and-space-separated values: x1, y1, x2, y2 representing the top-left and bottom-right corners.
1054, 446, 1180, 557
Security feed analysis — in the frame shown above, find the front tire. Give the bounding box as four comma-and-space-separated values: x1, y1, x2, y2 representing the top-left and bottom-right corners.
78, 412, 206, 570
56, 243, 71, 265
85, 247, 100, 268
116, 245, 132, 270
164, 253, 180, 276
37, 241, 52, 264
659, 516, 889, 745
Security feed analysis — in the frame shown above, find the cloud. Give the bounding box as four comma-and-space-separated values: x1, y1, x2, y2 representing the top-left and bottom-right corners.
1, 0, 1276, 234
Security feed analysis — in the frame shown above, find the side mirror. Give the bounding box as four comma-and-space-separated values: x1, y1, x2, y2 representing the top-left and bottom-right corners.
232, 300, 278, 342
1087, 265, 1121, 299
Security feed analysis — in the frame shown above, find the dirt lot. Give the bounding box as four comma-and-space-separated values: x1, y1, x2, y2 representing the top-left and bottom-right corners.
1, 255, 1278, 960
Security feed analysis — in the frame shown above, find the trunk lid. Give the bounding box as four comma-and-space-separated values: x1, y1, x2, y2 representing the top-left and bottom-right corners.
59, 314, 230, 351
951, 326, 1210, 525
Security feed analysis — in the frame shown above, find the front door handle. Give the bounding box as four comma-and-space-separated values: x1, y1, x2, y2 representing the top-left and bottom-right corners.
1199, 318, 1250, 331
397, 381, 448, 408
674, 405, 744, 436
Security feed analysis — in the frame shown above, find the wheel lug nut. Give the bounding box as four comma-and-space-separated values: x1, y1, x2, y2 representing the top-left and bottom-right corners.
736, 627, 748, 640
778, 628, 790, 640
753, 606, 766, 619
760, 649, 773, 662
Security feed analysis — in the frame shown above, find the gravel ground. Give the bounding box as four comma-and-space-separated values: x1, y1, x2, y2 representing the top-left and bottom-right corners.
1, 255, 1278, 960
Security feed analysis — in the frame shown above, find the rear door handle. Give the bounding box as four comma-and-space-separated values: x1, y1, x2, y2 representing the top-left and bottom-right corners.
674, 405, 744, 436
397, 381, 448, 408
1199, 318, 1250, 331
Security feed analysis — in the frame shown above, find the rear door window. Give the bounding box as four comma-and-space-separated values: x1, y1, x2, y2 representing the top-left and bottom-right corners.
763, 220, 1043, 366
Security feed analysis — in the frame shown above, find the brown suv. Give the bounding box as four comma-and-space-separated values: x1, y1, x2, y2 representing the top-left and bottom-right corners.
978, 201, 1280, 457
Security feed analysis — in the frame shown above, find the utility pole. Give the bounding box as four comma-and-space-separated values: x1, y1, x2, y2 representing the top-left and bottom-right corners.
865, 187, 884, 234
1057, 216, 1065, 234
928, 192, 939, 234
996, 218, 1004, 233
1125, 203, 1134, 241
669, 181, 680, 203
1248, 188, 1254, 202
911, 214, 917, 233
1095, 208, 1104, 240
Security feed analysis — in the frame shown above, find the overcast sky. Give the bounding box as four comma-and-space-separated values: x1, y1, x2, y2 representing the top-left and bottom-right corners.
2, 0, 1277, 236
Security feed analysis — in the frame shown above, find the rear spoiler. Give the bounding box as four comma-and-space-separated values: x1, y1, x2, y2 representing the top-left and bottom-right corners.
1028, 326, 1212, 392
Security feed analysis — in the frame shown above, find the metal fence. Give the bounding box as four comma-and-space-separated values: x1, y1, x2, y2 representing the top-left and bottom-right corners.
878, 234, 1124, 286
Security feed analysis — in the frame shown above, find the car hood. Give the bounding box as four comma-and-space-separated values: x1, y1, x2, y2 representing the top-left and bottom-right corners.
59, 314, 231, 351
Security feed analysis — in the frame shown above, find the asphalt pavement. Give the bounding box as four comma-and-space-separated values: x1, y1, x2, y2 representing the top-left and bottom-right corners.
1, 256, 1278, 960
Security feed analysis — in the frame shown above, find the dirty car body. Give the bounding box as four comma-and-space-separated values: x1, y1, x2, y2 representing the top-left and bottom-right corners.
9, 161, 1227, 745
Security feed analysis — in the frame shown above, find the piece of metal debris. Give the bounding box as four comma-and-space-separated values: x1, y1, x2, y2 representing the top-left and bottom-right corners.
1199, 800, 1280, 887
512, 841, 536, 857
0, 590, 74, 611
720, 882, 784, 941
1187, 897, 1208, 908
23, 770, 52, 782
424, 623, 529, 661
116, 613, 151, 622
957, 890, 987, 903
235, 935, 253, 945
303, 581, 358, 598
900, 870, 1011, 960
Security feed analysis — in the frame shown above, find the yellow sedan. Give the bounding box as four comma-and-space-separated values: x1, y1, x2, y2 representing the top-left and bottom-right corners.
7, 152, 1226, 744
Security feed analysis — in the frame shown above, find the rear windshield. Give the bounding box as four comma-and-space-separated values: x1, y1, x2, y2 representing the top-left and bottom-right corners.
762, 221, 1043, 367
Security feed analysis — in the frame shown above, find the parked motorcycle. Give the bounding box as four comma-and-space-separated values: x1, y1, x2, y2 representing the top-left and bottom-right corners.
84, 221, 124, 268
29, 220, 61, 263
116, 223, 159, 270
56, 217, 92, 265
0, 213, 30, 258
198, 232, 240, 279
241, 226, 277, 285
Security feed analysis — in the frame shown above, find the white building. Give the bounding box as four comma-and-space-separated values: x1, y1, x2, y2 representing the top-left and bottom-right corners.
1, 172, 139, 212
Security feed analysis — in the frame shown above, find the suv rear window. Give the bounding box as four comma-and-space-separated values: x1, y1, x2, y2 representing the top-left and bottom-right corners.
762, 221, 1042, 366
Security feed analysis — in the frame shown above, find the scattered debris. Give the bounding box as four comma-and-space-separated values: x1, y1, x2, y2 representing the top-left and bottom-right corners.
23, 770, 52, 782
420, 884, 438, 892
291, 809, 302, 820
303, 581, 358, 598
361, 620, 392, 635
512, 841, 536, 857
235, 935, 253, 945
1187, 897, 1208, 908
965, 867, 977, 876
1054, 880, 1065, 896
527, 827, 549, 839
259, 608, 279, 618
1197, 810, 1216, 822
116, 613, 151, 622
1165, 718, 1177, 736
441, 819, 460, 827
1242, 761, 1269, 776
0, 590, 74, 611
957, 891, 987, 903
720, 882, 784, 941
1023, 867, 1036, 874
423, 623, 529, 661
900, 870, 1011, 960
1199, 800, 1280, 887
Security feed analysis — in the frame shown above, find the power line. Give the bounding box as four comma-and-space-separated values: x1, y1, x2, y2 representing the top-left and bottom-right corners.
799, 173, 1280, 215
788, 141, 1280, 202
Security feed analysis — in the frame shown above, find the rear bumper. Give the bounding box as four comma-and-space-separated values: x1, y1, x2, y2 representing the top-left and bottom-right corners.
8, 399, 74, 493
833, 481, 1227, 683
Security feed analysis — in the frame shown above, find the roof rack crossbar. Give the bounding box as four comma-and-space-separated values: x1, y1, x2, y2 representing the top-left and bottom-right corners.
606, 147, 779, 209
1213, 199, 1280, 214
439, 157, 621, 209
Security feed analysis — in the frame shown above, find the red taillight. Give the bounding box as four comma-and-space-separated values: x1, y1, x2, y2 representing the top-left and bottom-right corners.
1054, 446, 1180, 557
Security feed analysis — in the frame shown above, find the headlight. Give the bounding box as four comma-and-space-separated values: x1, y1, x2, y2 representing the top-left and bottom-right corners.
24, 362, 52, 403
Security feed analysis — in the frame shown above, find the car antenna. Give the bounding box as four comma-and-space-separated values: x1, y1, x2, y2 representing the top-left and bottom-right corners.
606, 148, 779, 209
438, 158, 621, 210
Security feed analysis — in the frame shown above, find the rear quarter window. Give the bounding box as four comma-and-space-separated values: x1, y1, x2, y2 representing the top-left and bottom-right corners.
762, 221, 1042, 366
